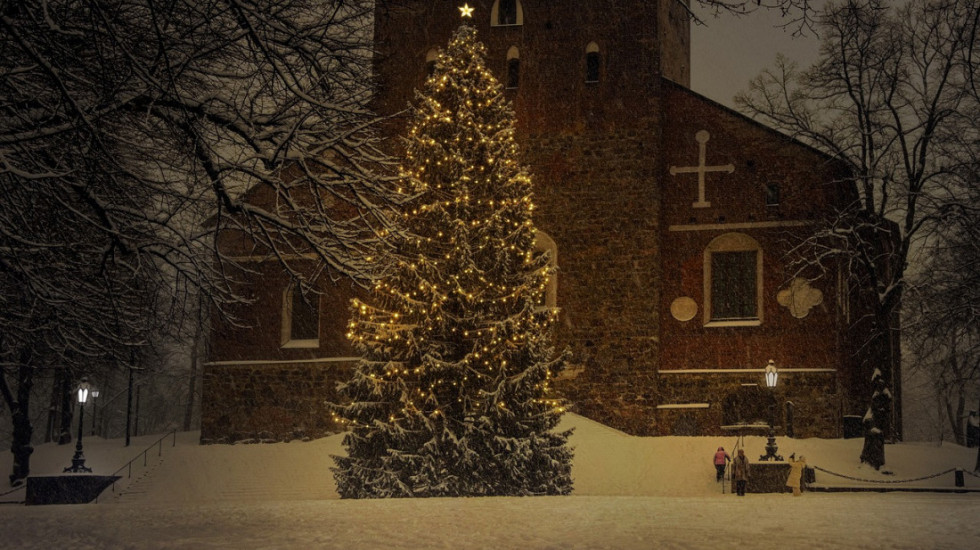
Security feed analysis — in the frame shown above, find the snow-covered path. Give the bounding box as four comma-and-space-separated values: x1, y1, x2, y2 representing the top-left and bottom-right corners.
3, 492, 979, 549
2, 414, 979, 548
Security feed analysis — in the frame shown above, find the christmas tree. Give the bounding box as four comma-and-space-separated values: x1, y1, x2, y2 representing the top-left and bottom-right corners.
332, 21, 573, 498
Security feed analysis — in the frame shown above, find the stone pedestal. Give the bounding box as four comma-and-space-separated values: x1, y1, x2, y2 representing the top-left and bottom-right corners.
736, 462, 791, 493
26, 475, 120, 505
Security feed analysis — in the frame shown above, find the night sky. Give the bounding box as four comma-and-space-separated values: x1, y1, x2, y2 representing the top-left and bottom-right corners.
691, 5, 822, 108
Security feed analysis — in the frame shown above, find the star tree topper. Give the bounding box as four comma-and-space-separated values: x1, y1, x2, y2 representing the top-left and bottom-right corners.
459, 3, 474, 18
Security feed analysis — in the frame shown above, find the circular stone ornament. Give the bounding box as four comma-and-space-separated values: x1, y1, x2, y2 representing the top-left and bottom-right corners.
670, 297, 698, 322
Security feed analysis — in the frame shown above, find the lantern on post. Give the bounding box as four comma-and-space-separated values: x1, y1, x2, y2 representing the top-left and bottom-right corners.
759, 360, 783, 461
64, 377, 96, 473
765, 359, 778, 388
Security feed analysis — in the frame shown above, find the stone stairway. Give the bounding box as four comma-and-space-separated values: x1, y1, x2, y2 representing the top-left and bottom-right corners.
98, 433, 341, 504
103, 454, 167, 503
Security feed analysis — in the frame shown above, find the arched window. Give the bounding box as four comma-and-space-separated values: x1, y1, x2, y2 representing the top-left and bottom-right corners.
585, 42, 600, 83
703, 233, 763, 326
506, 46, 520, 89
425, 49, 438, 78
491, 0, 523, 26
282, 283, 320, 347
534, 231, 558, 309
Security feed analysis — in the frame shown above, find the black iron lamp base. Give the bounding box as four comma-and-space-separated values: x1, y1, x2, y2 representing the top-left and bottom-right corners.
64, 452, 92, 473
758, 430, 783, 462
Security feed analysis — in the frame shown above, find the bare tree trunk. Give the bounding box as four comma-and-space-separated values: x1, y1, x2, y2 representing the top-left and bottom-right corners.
974, 395, 980, 473
888, 311, 903, 441
183, 322, 201, 432
735, 0, 979, 467
43, 369, 64, 443
3, 350, 35, 486
58, 371, 73, 444
948, 393, 966, 446
939, 339, 967, 445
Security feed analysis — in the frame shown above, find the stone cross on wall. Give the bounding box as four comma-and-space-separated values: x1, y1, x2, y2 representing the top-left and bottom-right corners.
669, 130, 735, 208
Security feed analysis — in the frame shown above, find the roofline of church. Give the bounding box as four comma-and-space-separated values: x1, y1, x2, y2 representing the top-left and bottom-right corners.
661, 78, 847, 170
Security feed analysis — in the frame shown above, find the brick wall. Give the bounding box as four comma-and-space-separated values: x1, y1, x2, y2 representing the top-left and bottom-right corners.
656, 370, 840, 438
200, 360, 355, 443
204, 260, 363, 443
649, 83, 857, 436
531, 129, 662, 435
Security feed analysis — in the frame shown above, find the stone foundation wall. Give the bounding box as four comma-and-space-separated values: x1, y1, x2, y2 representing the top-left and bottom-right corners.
200, 360, 355, 444
745, 462, 792, 493
654, 370, 840, 438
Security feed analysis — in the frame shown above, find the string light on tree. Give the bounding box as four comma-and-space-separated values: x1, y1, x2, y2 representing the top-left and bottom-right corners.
333, 17, 572, 499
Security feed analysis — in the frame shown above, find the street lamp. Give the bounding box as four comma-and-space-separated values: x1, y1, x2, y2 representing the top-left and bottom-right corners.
765, 359, 778, 388
759, 360, 783, 461
64, 377, 95, 473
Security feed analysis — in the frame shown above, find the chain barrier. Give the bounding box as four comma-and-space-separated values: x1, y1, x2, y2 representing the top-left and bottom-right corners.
811, 465, 956, 484
964, 469, 980, 480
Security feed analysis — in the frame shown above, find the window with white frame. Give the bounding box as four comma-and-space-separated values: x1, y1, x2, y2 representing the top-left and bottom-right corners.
491, 0, 523, 26
281, 284, 320, 347
703, 233, 763, 326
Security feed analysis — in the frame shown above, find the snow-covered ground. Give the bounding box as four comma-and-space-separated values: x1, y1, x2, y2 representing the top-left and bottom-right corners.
2, 414, 978, 549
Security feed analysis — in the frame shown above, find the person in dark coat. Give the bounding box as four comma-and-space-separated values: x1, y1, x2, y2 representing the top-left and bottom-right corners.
732, 449, 750, 496
713, 446, 731, 482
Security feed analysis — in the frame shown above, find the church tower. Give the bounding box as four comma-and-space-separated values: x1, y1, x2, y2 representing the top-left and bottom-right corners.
372, 0, 692, 434
373, 0, 691, 129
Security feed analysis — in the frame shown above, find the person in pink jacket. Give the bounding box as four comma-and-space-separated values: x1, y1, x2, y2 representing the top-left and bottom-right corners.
713, 446, 731, 482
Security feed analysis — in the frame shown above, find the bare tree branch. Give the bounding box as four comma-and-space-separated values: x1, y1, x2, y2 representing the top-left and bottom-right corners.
736, 0, 979, 465
0, 0, 395, 484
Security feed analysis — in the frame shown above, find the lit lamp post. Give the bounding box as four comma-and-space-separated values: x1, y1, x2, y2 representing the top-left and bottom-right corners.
64, 377, 95, 473
759, 360, 783, 461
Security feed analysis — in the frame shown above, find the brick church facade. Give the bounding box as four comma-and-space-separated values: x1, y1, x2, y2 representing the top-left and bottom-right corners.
203, 0, 879, 443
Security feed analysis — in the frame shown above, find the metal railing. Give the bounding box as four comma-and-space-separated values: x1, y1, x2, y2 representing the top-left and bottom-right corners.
109, 430, 178, 493
0, 483, 26, 504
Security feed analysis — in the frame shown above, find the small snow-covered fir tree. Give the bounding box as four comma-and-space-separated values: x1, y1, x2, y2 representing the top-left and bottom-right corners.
860, 368, 890, 470
332, 22, 573, 498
